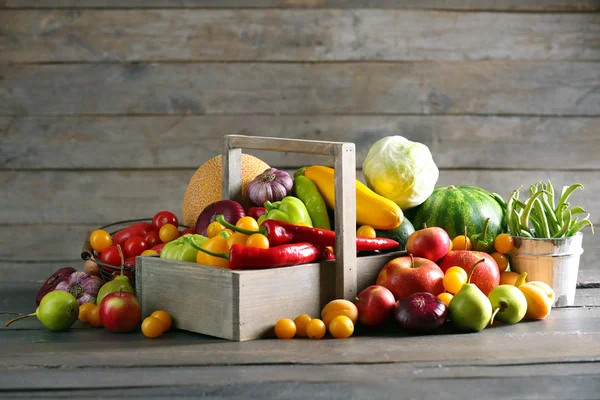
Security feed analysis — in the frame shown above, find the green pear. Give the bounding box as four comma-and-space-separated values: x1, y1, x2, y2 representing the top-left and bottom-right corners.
448, 259, 493, 332
5, 291, 79, 331
488, 285, 527, 325
97, 265, 135, 306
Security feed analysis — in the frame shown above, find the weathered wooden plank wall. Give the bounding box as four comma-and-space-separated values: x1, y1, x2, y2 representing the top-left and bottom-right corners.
1, 0, 599, 282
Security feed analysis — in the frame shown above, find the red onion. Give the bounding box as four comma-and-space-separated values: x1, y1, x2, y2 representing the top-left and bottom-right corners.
393, 292, 448, 334
194, 200, 246, 236
36, 267, 77, 305
247, 168, 293, 206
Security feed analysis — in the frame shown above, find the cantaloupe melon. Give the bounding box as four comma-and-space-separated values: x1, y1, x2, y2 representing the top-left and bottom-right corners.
182, 154, 270, 227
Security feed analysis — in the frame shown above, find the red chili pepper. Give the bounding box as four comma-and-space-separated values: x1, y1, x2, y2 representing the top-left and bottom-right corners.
189, 238, 329, 270
216, 215, 399, 252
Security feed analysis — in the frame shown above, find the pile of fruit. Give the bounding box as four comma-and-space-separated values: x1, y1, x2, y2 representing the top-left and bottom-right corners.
271, 225, 556, 339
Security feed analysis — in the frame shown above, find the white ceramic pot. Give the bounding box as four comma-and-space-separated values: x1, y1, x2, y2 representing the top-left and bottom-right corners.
507, 232, 584, 307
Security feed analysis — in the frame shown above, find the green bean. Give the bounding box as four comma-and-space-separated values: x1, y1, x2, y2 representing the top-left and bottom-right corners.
540, 190, 560, 235
551, 210, 571, 238
520, 229, 534, 238
567, 216, 594, 236
546, 180, 555, 210
511, 209, 522, 237
506, 192, 515, 236
556, 184, 584, 215
513, 198, 527, 211
520, 190, 549, 232
568, 206, 586, 216
535, 198, 551, 237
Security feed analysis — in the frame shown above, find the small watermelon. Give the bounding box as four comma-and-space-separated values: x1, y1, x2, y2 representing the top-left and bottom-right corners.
405, 185, 506, 239
375, 217, 415, 251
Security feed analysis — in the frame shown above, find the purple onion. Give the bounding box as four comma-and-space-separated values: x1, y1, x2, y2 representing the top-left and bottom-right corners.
194, 200, 246, 236
393, 292, 448, 334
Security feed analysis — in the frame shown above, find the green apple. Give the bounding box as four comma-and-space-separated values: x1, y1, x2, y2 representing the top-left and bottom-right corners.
488, 285, 527, 325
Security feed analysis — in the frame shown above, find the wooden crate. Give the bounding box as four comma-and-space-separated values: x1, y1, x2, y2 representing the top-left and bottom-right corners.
136, 135, 405, 341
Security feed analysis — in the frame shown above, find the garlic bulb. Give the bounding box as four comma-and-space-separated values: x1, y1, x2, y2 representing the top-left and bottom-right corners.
248, 168, 293, 206
55, 271, 102, 305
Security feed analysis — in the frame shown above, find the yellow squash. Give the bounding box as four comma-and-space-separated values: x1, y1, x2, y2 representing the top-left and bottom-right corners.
304, 166, 403, 230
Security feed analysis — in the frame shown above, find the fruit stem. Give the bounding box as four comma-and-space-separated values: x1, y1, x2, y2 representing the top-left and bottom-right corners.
423, 223, 428, 229
490, 307, 501, 326
464, 226, 468, 250
409, 254, 414, 269
467, 258, 486, 284
5, 312, 36, 327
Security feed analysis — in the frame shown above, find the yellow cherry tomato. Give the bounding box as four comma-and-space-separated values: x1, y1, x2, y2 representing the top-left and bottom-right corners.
328, 315, 354, 339
452, 235, 472, 251
356, 225, 376, 238
226, 232, 249, 248
142, 316, 164, 338
494, 234, 515, 254
150, 310, 172, 331
196, 236, 230, 268
78, 302, 96, 323
246, 233, 269, 249
437, 292, 453, 307
87, 305, 103, 328
141, 249, 158, 256
305, 318, 327, 340
443, 270, 467, 294
293, 314, 312, 337
446, 266, 468, 281
491, 252, 509, 273
236, 217, 259, 232
89, 229, 112, 253
274, 318, 296, 339
159, 224, 179, 243
207, 221, 225, 238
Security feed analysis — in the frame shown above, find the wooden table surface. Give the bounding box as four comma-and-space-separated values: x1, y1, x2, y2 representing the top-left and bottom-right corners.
1, 279, 600, 399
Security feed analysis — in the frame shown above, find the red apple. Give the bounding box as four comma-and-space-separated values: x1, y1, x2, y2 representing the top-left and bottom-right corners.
99, 290, 142, 333
438, 250, 500, 296
376, 256, 445, 299
354, 285, 396, 328
405, 226, 451, 262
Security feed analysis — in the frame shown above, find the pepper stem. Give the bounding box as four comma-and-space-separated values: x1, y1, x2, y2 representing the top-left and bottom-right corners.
188, 235, 230, 260
216, 215, 262, 236
467, 258, 486, 284
480, 218, 490, 238
5, 313, 36, 327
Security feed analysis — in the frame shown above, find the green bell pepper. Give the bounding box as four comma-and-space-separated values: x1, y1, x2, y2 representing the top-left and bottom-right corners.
257, 196, 313, 227
160, 234, 209, 262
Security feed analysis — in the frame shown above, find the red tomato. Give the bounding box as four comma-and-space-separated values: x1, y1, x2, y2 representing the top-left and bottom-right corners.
125, 256, 137, 267
179, 228, 195, 237
151, 243, 166, 255
144, 231, 162, 248
112, 222, 152, 247
123, 237, 148, 258
99, 245, 123, 266
152, 211, 179, 232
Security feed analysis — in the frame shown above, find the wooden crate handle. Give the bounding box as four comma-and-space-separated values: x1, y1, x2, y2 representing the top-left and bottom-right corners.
222, 135, 357, 301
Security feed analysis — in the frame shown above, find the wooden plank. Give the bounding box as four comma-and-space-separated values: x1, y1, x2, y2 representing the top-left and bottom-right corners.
4, 116, 600, 170
3, 10, 599, 63
2, 62, 599, 116
3, 0, 600, 11
2, 307, 600, 367
0, 364, 599, 400
2, 170, 597, 225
